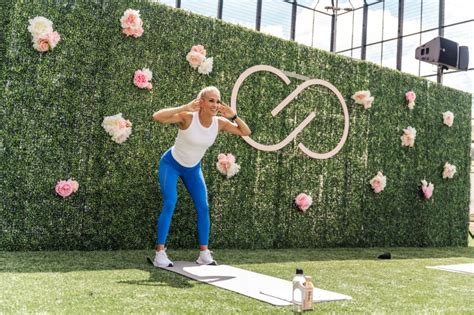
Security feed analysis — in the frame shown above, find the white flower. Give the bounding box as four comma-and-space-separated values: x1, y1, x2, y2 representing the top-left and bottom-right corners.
28, 16, 53, 38
442, 111, 454, 127
111, 128, 132, 144
401, 126, 416, 147
351, 90, 371, 105
363, 96, 374, 109
102, 113, 132, 144
370, 171, 387, 193
352, 90, 374, 109
198, 57, 213, 75
225, 162, 240, 178
442, 162, 457, 179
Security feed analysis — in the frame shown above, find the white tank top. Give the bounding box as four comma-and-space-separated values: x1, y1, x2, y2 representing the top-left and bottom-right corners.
171, 112, 219, 167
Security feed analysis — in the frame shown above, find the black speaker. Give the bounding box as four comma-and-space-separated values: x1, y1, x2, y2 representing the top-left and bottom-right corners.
458, 46, 469, 71
415, 36, 459, 70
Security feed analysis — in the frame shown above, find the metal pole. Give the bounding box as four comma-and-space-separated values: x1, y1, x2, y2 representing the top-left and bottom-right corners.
217, 0, 223, 19
396, 0, 404, 69
256, 0, 262, 31
361, 1, 368, 59
175, 0, 181, 9
330, 0, 337, 52
437, 0, 445, 83
290, 0, 297, 40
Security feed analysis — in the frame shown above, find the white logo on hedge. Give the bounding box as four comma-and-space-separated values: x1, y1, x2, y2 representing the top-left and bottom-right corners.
230, 65, 350, 159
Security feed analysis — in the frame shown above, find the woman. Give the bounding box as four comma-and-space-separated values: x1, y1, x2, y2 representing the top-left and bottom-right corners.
152, 86, 251, 267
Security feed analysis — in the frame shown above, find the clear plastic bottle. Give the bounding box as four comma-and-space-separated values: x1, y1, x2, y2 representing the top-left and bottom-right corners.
302, 275, 314, 311
292, 268, 305, 313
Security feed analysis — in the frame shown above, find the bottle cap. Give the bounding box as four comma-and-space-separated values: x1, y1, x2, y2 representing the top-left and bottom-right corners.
296, 268, 303, 274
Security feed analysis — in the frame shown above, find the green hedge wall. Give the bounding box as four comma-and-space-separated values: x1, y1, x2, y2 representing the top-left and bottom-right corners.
1, 0, 471, 250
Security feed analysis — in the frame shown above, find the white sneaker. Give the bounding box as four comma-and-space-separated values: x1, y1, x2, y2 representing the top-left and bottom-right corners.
196, 249, 217, 265
153, 249, 174, 267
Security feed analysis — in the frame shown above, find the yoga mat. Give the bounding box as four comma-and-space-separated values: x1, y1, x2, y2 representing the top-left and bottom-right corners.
150, 260, 352, 306
427, 263, 474, 275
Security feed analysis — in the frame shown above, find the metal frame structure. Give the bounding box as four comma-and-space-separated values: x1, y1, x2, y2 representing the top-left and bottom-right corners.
169, 0, 472, 85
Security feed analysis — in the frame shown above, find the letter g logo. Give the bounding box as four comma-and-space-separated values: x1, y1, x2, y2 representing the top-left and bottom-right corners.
230, 65, 350, 159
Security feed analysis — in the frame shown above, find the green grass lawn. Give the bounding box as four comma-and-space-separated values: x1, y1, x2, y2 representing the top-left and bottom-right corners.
1, 240, 473, 314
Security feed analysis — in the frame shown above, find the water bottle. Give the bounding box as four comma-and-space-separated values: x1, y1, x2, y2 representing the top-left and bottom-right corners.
302, 275, 314, 311
292, 268, 305, 313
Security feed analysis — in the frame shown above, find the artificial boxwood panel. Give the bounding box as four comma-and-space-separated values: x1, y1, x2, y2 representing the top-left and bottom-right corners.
1, 0, 471, 250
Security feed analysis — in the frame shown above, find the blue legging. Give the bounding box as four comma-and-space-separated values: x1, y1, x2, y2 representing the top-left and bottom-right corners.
156, 149, 210, 246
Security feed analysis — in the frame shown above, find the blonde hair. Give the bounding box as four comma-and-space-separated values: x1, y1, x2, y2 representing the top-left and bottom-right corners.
197, 86, 220, 100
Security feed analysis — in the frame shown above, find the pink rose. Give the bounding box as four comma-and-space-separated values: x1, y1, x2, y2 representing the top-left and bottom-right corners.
421, 180, 434, 199
120, 9, 143, 29
405, 91, 416, 103
442, 111, 454, 127
47, 31, 60, 48
133, 69, 151, 89
186, 51, 205, 69
295, 193, 312, 212
122, 26, 144, 38
372, 179, 383, 193
55, 179, 79, 198
33, 36, 50, 52
191, 44, 206, 56
218, 153, 235, 172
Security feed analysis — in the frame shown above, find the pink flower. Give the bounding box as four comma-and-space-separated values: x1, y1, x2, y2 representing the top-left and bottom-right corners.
191, 44, 207, 56
295, 193, 312, 212
442, 111, 454, 127
122, 26, 144, 38
442, 162, 456, 179
47, 31, 60, 48
405, 91, 416, 110
33, 36, 50, 52
133, 68, 152, 89
33, 31, 61, 52
186, 51, 205, 69
120, 9, 143, 29
405, 91, 416, 103
370, 171, 387, 193
216, 153, 240, 178
421, 180, 434, 199
401, 126, 416, 147
55, 179, 79, 198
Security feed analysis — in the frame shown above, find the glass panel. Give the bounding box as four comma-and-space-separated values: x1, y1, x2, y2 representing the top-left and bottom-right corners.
351, 8, 363, 48
382, 0, 399, 40
366, 43, 382, 65
381, 39, 397, 69
336, 10, 353, 51
403, 0, 421, 35
421, 0, 438, 31
443, 70, 474, 95
401, 34, 421, 75
222, 0, 257, 30
180, 0, 218, 18
312, 13, 332, 51
261, 0, 293, 40
295, 6, 315, 47
367, 2, 383, 44
445, 0, 473, 25
351, 47, 361, 59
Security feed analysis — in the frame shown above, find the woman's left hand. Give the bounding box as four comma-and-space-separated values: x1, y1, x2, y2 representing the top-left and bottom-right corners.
217, 102, 236, 119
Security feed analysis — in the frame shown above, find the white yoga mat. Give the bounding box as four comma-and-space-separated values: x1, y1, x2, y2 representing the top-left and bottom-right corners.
157, 261, 352, 306
427, 263, 474, 275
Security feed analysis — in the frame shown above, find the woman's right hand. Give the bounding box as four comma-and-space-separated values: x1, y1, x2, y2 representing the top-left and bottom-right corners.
184, 98, 201, 112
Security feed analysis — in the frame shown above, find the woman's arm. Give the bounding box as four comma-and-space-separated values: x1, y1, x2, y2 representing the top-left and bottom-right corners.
218, 103, 252, 136
152, 99, 201, 124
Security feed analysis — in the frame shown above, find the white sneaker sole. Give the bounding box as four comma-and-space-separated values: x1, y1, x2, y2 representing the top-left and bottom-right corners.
196, 260, 217, 266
